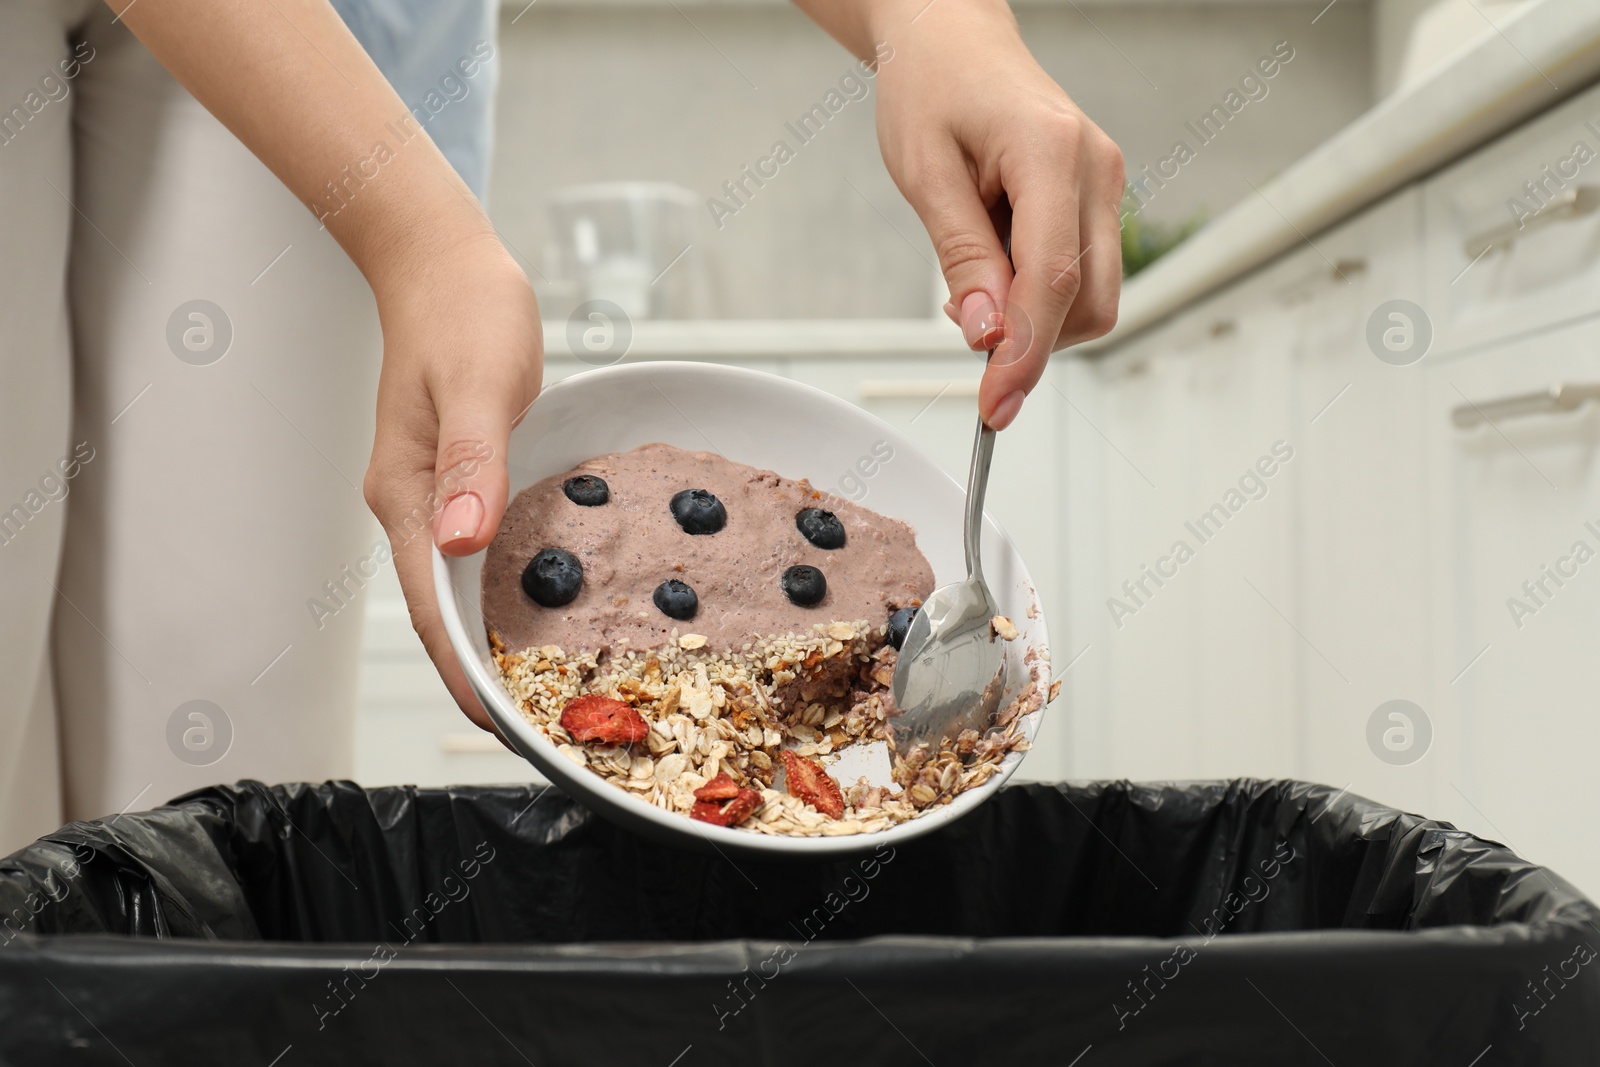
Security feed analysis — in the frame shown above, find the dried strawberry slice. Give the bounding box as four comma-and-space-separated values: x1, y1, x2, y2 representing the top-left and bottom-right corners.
690, 787, 762, 827
559, 694, 650, 745
694, 772, 741, 801
781, 750, 844, 819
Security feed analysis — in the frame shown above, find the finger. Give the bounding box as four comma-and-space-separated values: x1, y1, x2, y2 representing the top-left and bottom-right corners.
426, 366, 536, 735
1057, 133, 1124, 347
903, 148, 1012, 351
982, 115, 1084, 428
367, 454, 499, 731
430, 362, 537, 557
403, 518, 496, 730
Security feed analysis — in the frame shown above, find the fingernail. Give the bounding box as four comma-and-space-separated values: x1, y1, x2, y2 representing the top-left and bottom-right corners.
942, 300, 957, 324
960, 291, 1003, 350
436, 491, 484, 548
987, 390, 1026, 431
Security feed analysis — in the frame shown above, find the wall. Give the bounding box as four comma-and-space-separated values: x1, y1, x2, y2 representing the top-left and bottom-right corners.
1371, 0, 1435, 98
486, 0, 1373, 321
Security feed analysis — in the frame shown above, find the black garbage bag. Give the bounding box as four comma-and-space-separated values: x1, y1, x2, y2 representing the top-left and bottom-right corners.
1, 779, 1596, 1066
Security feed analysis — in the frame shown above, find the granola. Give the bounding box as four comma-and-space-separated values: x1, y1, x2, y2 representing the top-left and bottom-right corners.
490, 619, 1036, 836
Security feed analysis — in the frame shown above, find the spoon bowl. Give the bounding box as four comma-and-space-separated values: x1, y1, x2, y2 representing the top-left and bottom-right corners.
890, 418, 1009, 754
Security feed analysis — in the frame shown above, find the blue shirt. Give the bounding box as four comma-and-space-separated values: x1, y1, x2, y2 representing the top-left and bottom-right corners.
329, 0, 499, 200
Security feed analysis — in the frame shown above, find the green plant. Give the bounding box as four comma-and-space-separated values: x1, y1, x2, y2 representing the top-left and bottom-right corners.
1121, 195, 1206, 278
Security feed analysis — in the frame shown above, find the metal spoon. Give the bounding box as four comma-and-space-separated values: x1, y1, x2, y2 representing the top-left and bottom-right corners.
889, 406, 1008, 756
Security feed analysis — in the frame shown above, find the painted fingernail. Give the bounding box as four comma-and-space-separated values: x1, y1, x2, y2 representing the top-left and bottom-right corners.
987, 390, 1026, 431
942, 300, 957, 324
436, 491, 484, 548
960, 291, 1003, 350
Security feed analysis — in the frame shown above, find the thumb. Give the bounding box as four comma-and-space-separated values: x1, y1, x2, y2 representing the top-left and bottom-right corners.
431, 379, 523, 556
907, 152, 1012, 352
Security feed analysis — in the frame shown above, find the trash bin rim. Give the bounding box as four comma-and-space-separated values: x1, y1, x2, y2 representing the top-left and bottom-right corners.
3, 921, 1586, 965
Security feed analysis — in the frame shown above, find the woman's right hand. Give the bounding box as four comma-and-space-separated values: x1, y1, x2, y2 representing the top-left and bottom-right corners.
362, 235, 543, 731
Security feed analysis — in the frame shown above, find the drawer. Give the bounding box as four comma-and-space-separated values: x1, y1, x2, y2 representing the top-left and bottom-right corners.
1424, 79, 1600, 355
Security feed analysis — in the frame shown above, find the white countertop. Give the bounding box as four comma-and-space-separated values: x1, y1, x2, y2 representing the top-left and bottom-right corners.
544, 317, 964, 361
1082, 0, 1600, 352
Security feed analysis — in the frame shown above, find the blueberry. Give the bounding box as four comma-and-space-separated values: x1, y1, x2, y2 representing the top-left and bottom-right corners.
670, 489, 727, 535
521, 548, 584, 607
795, 508, 846, 550
781, 565, 827, 607
563, 474, 610, 507
652, 579, 699, 621
886, 607, 918, 650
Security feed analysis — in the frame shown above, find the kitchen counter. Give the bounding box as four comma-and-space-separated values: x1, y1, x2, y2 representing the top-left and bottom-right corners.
543, 317, 963, 361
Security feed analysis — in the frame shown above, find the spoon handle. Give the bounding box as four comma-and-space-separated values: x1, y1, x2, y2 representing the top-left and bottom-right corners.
963, 416, 995, 582
964, 236, 1010, 585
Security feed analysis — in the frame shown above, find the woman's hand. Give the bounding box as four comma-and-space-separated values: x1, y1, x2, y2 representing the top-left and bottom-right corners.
798, 0, 1126, 429
362, 237, 543, 731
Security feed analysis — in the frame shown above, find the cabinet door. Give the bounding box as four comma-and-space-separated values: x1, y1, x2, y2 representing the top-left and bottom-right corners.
786, 355, 1069, 780
1284, 189, 1438, 815
1422, 318, 1600, 898
1075, 276, 1301, 781
1055, 350, 1113, 778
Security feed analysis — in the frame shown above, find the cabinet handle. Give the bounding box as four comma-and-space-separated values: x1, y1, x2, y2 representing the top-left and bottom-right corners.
1462, 185, 1600, 257
858, 379, 980, 399
1330, 257, 1367, 280
1452, 382, 1600, 428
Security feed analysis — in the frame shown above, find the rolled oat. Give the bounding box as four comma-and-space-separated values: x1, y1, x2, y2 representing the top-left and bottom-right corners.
491, 618, 1037, 836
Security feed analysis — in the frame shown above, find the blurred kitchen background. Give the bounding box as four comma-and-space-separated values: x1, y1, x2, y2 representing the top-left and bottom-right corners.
495, 0, 1372, 321
355, 0, 1600, 895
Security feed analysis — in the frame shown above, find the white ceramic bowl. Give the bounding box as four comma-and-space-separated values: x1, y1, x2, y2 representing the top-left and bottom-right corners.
434, 361, 1049, 857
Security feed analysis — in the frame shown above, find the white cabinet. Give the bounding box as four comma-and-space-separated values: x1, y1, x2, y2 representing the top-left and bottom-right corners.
1076, 100, 1600, 897
1067, 268, 1302, 781
1421, 318, 1600, 896
1069, 186, 1495, 833
1279, 190, 1440, 819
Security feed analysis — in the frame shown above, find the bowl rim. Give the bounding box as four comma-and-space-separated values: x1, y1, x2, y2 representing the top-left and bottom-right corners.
433, 359, 1049, 857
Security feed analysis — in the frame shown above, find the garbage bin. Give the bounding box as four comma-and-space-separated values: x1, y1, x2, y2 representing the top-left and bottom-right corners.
1, 779, 1595, 1065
